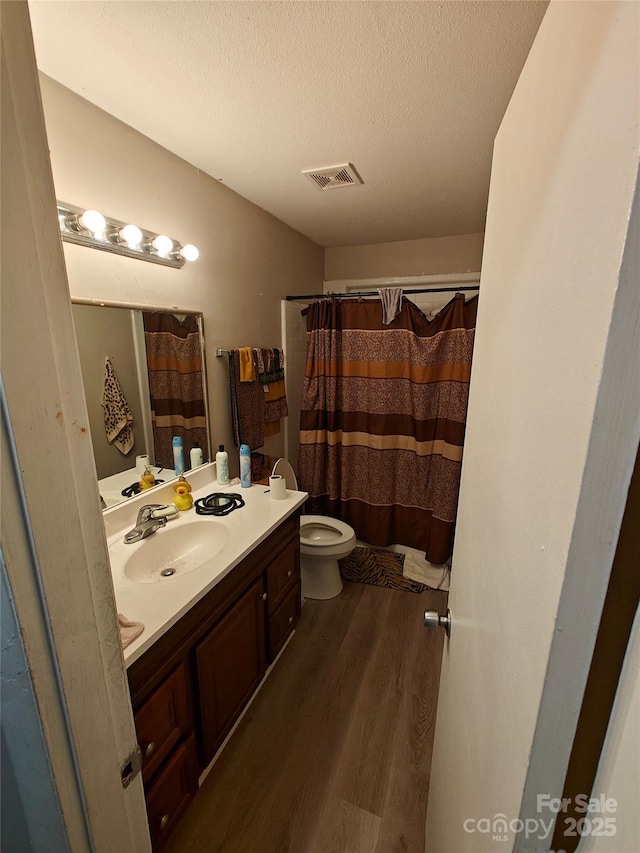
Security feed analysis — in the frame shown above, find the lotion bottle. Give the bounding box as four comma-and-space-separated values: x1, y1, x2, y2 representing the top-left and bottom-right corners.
190, 442, 204, 469
216, 444, 229, 485
239, 444, 251, 488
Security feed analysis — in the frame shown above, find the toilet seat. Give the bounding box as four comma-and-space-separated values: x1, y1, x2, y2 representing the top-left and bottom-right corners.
300, 515, 356, 559
271, 458, 298, 490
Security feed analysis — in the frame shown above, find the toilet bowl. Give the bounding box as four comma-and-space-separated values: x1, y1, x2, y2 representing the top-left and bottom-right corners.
272, 459, 356, 600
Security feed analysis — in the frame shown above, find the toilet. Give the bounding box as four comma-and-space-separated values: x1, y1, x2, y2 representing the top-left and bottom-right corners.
272, 459, 356, 600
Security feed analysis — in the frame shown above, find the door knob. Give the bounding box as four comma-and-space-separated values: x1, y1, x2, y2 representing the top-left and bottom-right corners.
424, 608, 451, 638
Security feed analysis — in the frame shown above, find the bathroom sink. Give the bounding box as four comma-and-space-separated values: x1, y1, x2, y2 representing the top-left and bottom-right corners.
123, 521, 229, 583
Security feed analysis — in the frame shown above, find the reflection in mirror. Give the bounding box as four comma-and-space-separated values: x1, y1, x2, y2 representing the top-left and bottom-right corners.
71, 303, 210, 509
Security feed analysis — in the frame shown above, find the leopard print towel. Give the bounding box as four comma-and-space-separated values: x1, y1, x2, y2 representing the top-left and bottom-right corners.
102, 357, 134, 455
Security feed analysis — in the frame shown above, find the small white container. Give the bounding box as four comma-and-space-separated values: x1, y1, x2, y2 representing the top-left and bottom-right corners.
269, 474, 287, 500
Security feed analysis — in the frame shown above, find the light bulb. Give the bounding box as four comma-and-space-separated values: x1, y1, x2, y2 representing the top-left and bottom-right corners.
78, 209, 106, 234
152, 235, 173, 256
180, 244, 199, 262
119, 224, 143, 247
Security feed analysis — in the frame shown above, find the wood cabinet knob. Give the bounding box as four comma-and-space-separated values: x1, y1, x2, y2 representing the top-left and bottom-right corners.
145, 742, 156, 759
160, 814, 170, 831
262, 592, 268, 602
287, 570, 292, 577
288, 616, 294, 624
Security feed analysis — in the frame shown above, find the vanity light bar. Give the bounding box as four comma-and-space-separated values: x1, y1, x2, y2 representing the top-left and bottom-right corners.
56, 202, 199, 269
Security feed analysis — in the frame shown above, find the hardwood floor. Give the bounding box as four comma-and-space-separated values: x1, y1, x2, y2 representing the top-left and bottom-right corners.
164, 580, 448, 853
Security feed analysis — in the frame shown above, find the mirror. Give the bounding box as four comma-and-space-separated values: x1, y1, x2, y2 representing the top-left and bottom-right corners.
71, 303, 211, 508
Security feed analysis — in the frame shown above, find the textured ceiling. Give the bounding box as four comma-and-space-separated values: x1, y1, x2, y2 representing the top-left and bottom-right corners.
28, 1, 548, 247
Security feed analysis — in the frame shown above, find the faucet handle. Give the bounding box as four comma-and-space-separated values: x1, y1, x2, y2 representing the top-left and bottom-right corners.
138, 504, 180, 522
137, 504, 165, 523
150, 505, 179, 520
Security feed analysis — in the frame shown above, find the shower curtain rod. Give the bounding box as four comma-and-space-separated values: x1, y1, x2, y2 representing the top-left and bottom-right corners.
285, 285, 480, 301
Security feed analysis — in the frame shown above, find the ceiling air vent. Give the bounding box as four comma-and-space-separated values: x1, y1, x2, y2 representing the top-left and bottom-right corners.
302, 163, 363, 191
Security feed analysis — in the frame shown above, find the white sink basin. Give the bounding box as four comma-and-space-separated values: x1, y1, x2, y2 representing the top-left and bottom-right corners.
123, 521, 229, 584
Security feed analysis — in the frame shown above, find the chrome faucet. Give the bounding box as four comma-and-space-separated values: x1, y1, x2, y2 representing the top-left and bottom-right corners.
123, 504, 179, 544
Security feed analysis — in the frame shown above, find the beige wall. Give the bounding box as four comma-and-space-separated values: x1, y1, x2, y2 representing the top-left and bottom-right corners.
39, 74, 324, 474
72, 304, 145, 480
324, 232, 484, 281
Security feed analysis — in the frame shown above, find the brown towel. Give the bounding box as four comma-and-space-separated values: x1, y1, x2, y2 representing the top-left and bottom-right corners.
229, 350, 265, 449
265, 378, 288, 423
102, 357, 134, 455
119, 614, 144, 649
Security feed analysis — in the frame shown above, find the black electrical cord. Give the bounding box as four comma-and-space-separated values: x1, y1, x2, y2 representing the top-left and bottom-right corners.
194, 492, 245, 516
121, 479, 165, 498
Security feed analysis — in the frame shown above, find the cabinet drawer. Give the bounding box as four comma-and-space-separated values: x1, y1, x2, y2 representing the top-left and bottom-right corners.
266, 536, 300, 614
135, 664, 190, 784
268, 579, 301, 663
146, 734, 198, 848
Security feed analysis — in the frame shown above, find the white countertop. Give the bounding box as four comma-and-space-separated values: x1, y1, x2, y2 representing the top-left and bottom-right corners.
103, 463, 307, 667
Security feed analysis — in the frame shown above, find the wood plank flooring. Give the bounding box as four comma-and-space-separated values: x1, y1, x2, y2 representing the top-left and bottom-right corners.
164, 580, 448, 853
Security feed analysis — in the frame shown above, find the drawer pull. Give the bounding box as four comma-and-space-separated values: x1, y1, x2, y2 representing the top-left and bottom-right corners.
145, 742, 157, 759
287, 569, 292, 578
160, 814, 170, 831
262, 592, 268, 602
288, 616, 294, 624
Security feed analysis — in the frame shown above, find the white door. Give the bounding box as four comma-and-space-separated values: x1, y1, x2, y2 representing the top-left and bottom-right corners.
425, 3, 640, 851
1, 3, 150, 849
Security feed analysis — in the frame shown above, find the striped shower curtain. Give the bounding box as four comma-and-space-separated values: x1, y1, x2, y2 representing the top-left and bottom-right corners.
297, 294, 478, 565
143, 312, 207, 469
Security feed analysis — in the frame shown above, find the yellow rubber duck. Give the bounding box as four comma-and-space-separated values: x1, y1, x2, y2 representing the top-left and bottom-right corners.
173, 474, 193, 511
139, 465, 156, 491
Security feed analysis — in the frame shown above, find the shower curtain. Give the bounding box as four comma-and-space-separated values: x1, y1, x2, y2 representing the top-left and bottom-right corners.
143, 312, 207, 469
298, 294, 478, 564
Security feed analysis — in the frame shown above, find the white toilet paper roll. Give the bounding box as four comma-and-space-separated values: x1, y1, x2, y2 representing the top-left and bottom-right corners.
269, 474, 287, 500
136, 454, 150, 474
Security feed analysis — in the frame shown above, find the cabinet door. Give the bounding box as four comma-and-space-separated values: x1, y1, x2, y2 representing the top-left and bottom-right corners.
195, 577, 266, 765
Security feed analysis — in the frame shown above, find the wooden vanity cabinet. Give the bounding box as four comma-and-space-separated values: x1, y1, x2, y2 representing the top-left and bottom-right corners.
126, 511, 300, 849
